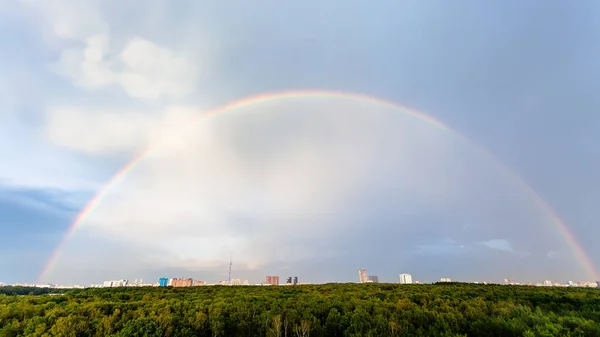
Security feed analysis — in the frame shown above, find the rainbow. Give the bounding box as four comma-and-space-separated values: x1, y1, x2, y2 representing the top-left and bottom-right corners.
37, 89, 599, 283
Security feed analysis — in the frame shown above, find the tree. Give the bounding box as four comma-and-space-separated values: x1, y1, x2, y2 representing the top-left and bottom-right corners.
269, 314, 282, 337
294, 320, 310, 337
115, 317, 162, 337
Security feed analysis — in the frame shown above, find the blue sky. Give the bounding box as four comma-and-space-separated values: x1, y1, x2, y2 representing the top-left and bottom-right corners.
1, 0, 599, 285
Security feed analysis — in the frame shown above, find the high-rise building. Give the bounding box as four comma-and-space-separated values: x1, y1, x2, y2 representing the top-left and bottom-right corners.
102, 279, 128, 287
286, 277, 292, 284
399, 274, 412, 284
265, 276, 279, 285
158, 278, 169, 287
358, 269, 368, 283
172, 278, 193, 287
368, 276, 379, 283
293, 276, 298, 285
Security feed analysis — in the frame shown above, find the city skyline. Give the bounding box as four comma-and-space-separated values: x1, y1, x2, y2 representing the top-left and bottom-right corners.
2, 1, 600, 285
4, 274, 598, 290
3, 266, 598, 289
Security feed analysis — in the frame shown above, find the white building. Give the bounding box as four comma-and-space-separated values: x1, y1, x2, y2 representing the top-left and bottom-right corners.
399, 273, 413, 284
358, 269, 368, 283
440, 278, 451, 283
103, 279, 128, 287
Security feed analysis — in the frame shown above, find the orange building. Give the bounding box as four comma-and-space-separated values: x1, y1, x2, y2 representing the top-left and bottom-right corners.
265, 276, 279, 285
171, 278, 193, 287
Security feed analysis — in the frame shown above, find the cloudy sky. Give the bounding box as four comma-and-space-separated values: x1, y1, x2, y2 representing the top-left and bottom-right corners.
1, 0, 599, 285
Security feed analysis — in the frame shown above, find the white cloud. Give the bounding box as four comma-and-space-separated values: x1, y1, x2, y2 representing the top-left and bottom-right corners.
24, 0, 203, 100
45, 107, 157, 156
482, 239, 514, 252
21, 0, 108, 41
44, 103, 203, 156
119, 37, 200, 99
53, 35, 200, 99
480, 239, 530, 256
55, 35, 115, 89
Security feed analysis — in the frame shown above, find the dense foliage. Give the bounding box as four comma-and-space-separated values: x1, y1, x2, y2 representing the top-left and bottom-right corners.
1, 283, 599, 336
0, 287, 70, 296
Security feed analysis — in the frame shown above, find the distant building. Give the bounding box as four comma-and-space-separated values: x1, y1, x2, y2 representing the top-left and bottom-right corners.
265, 276, 279, 286
103, 279, 128, 287
368, 276, 379, 283
283, 276, 299, 285
172, 278, 193, 287
229, 279, 242, 286
543, 280, 552, 286
193, 280, 206, 286
158, 278, 169, 287
359, 269, 368, 283
399, 274, 412, 284
440, 278, 451, 283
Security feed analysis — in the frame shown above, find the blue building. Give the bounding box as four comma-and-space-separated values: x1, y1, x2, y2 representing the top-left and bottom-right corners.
159, 278, 169, 287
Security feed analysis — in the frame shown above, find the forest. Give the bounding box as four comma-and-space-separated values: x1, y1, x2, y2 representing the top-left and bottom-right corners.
1, 283, 599, 336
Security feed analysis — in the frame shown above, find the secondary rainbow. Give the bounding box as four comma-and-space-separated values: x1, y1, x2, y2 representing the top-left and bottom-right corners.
37, 89, 599, 283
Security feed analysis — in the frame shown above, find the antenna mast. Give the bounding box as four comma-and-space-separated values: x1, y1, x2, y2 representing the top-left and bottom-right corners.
228, 254, 232, 285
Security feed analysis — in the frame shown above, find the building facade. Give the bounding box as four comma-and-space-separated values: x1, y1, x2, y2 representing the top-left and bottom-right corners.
265, 276, 279, 285
399, 273, 413, 284
171, 278, 193, 287
158, 278, 169, 287
358, 269, 368, 283
368, 275, 379, 283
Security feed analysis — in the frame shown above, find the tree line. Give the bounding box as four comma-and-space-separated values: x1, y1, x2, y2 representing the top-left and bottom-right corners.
1, 282, 599, 336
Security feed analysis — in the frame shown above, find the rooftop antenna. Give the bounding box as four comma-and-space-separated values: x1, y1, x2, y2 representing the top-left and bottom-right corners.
228, 253, 232, 285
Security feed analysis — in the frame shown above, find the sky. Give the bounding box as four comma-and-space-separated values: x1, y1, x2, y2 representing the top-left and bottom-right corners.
1, 0, 600, 285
